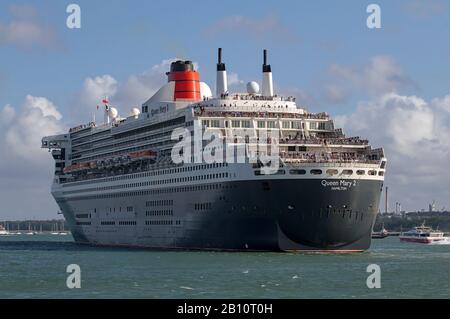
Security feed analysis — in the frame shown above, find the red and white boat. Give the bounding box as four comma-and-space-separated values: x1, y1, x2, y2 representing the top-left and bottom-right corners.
400, 222, 448, 244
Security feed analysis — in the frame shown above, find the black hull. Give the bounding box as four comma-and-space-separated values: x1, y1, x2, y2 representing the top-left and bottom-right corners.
58, 179, 383, 252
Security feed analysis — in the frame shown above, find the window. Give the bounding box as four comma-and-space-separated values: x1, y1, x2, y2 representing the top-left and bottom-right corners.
368, 170, 377, 176
356, 170, 365, 175
310, 169, 323, 175
318, 122, 326, 130
232, 120, 240, 128
282, 121, 290, 129
342, 170, 353, 175
257, 121, 265, 128
241, 121, 251, 128
309, 122, 317, 130
290, 169, 306, 175
210, 120, 220, 128
326, 169, 339, 176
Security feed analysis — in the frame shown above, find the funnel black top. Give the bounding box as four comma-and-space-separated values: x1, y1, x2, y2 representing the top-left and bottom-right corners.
217, 48, 226, 71
170, 60, 195, 73
263, 49, 271, 73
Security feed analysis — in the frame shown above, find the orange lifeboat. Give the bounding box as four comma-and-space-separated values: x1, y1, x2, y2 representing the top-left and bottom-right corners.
129, 150, 157, 161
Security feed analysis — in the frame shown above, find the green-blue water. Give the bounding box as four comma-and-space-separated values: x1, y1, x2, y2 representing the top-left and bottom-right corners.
0, 235, 449, 299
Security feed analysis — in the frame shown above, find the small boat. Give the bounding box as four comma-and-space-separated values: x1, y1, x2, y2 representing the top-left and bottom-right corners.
399, 222, 448, 244
372, 223, 389, 239
0, 225, 10, 236
26, 223, 36, 235
51, 223, 59, 235
16, 223, 22, 235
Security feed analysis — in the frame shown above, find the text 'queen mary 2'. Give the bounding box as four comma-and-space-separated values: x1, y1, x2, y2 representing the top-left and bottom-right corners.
42, 49, 387, 252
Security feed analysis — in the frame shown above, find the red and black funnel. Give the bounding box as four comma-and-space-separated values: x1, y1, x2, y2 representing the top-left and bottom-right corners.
167, 60, 201, 101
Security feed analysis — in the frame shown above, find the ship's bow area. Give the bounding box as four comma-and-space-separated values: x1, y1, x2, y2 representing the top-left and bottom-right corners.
268, 178, 383, 251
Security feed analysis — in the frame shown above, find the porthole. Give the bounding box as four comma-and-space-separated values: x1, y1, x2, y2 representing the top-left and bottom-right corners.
326, 169, 338, 176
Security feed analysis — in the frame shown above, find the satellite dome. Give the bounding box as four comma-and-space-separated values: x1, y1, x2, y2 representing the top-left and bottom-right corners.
108, 107, 118, 119
130, 108, 141, 117
200, 82, 213, 99
247, 81, 260, 94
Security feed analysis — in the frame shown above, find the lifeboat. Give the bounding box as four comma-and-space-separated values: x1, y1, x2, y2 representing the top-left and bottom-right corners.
63, 150, 156, 174
129, 150, 157, 161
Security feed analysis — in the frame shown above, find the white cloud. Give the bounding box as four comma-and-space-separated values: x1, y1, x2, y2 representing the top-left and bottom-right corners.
227, 72, 244, 87
432, 95, 450, 113
0, 104, 15, 125
72, 58, 198, 123
115, 59, 177, 108
324, 56, 415, 103
24, 95, 62, 120
335, 93, 450, 211
0, 96, 65, 219
1, 96, 64, 161
69, 75, 118, 123
82, 75, 118, 105
0, 5, 61, 50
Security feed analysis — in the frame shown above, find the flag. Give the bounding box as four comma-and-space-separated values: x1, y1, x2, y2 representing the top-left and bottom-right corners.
102, 98, 109, 105
96, 105, 99, 110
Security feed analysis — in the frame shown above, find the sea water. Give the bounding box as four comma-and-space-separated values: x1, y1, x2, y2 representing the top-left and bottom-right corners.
0, 235, 449, 299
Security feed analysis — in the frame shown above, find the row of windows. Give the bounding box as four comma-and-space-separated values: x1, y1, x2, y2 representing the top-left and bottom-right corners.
145, 220, 181, 226
254, 169, 384, 177
107, 206, 134, 213
64, 172, 230, 195
73, 129, 172, 157
75, 213, 90, 219
76, 222, 91, 226
146, 210, 173, 216
93, 220, 183, 226
67, 183, 236, 202
194, 203, 212, 211
71, 117, 185, 160
118, 221, 137, 226
101, 221, 115, 225
146, 199, 173, 207
63, 162, 229, 189
202, 119, 328, 131
73, 138, 173, 162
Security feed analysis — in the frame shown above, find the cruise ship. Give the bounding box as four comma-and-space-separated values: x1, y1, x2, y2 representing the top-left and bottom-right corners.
42, 49, 387, 252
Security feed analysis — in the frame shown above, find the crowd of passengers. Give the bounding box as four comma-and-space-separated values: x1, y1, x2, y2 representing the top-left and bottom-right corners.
279, 151, 373, 163
209, 93, 296, 102
193, 106, 329, 120
279, 136, 369, 146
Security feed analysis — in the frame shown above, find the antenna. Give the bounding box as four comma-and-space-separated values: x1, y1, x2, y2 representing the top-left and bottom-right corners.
216, 48, 227, 96
262, 49, 274, 96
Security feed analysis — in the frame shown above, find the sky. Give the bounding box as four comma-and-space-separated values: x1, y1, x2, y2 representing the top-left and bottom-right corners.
0, 0, 449, 220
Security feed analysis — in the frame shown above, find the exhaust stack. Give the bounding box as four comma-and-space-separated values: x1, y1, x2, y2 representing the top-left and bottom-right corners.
216, 48, 228, 97
262, 49, 274, 97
